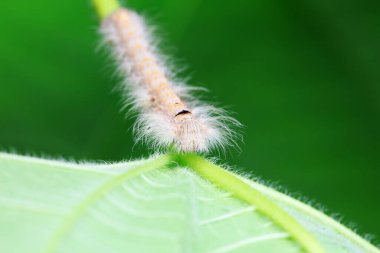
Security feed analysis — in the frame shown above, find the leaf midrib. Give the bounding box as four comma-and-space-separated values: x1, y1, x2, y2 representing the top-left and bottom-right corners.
245, 178, 380, 253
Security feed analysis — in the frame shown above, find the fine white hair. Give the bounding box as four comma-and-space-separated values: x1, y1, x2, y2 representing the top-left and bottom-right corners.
100, 8, 241, 153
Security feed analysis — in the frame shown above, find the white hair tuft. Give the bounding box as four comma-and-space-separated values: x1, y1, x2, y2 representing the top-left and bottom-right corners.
100, 8, 241, 153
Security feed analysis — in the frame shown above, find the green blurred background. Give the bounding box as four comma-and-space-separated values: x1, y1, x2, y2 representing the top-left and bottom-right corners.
0, 0, 379, 240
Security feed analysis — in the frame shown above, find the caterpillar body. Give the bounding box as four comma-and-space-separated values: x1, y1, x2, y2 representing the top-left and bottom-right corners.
101, 8, 240, 153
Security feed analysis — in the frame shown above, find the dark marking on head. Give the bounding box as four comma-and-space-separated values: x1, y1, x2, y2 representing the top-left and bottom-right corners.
175, 110, 192, 117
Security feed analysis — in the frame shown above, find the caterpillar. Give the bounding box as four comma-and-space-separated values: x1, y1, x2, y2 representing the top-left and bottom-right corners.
100, 8, 240, 153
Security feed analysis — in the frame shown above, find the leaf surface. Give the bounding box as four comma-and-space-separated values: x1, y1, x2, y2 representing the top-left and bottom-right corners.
0, 153, 377, 253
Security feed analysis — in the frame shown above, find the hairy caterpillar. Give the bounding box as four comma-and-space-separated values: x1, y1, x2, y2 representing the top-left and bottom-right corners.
101, 8, 240, 153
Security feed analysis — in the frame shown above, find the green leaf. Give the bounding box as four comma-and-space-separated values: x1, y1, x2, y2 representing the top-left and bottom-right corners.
0, 153, 378, 253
